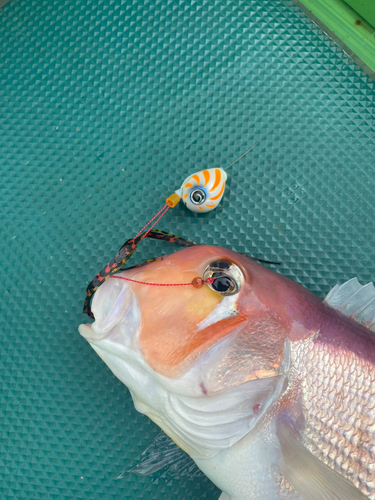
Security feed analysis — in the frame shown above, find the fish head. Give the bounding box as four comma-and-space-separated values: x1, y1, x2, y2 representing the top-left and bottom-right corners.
79, 245, 313, 457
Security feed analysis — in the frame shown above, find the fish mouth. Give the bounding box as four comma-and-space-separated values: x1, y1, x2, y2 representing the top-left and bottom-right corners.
79, 277, 139, 343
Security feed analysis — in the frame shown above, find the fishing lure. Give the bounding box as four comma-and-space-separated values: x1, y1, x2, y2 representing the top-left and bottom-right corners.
175, 167, 227, 213
166, 139, 260, 213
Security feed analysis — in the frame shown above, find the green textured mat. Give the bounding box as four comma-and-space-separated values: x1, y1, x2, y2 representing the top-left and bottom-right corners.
0, 0, 374, 499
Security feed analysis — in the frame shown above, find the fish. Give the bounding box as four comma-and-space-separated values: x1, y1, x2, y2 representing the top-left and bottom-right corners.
79, 244, 375, 500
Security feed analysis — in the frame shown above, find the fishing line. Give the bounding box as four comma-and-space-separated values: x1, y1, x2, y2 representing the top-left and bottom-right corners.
134, 203, 170, 240
111, 276, 214, 288
249, 257, 281, 266
225, 139, 262, 170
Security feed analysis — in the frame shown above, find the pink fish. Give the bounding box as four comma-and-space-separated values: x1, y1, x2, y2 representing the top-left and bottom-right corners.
79, 244, 375, 500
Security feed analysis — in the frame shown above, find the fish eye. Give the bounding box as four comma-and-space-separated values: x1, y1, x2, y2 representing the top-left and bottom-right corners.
190, 188, 206, 205
210, 272, 237, 294
203, 259, 243, 296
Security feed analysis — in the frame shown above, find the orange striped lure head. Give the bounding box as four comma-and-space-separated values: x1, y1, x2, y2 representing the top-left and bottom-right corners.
179, 168, 227, 213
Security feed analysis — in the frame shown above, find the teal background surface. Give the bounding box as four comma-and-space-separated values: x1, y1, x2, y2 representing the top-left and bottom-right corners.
0, 0, 374, 499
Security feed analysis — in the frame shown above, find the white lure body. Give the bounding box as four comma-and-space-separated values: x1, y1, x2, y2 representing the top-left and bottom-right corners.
179, 167, 227, 213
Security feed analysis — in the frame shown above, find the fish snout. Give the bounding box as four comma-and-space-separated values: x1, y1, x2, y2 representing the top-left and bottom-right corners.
79, 277, 137, 341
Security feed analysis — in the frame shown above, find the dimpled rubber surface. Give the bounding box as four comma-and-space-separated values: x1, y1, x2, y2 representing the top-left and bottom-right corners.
0, 0, 374, 498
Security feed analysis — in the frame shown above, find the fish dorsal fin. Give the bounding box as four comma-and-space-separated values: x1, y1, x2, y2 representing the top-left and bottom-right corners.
324, 278, 375, 332
120, 431, 203, 479
277, 416, 367, 500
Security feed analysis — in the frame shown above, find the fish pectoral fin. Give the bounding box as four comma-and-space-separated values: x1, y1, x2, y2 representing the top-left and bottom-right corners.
276, 416, 367, 500
121, 431, 204, 479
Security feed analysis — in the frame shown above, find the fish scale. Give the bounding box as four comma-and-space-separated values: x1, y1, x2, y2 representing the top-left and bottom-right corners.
292, 334, 375, 498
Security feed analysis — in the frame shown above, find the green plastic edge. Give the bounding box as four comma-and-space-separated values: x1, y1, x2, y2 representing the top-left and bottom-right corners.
343, 0, 375, 30
294, 0, 375, 77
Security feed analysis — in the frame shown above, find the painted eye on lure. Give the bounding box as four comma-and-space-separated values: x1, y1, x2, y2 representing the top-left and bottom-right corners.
203, 259, 244, 296
190, 188, 206, 205
178, 168, 227, 213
